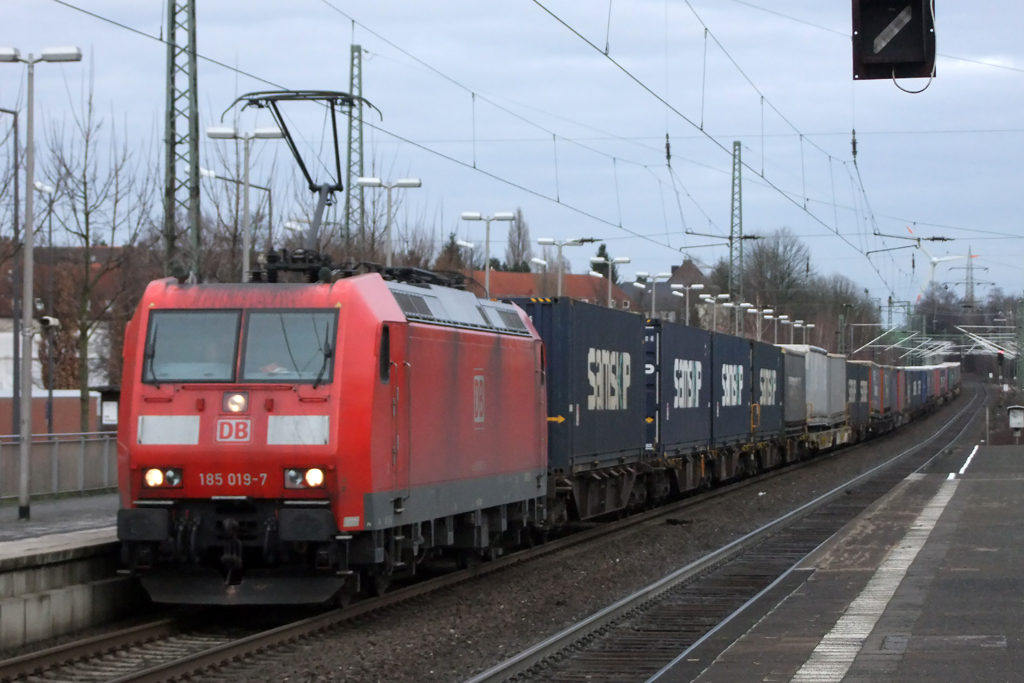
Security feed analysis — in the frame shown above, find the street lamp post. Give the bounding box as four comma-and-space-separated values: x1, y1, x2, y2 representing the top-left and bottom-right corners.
530, 257, 548, 297
721, 302, 735, 333
462, 211, 514, 298
775, 315, 788, 344
780, 319, 792, 344
590, 254, 631, 308
359, 177, 423, 269
36, 181, 56, 434
206, 127, 283, 281
456, 240, 475, 272
677, 283, 704, 327
792, 321, 803, 344
200, 167, 273, 251
536, 238, 585, 298
804, 323, 815, 345
0, 106, 19, 437
739, 302, 753, 336
1, 45, 82, 521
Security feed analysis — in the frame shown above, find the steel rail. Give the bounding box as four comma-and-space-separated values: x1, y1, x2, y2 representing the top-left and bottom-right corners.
0, 392, 973, 683
461, 388, 983, 683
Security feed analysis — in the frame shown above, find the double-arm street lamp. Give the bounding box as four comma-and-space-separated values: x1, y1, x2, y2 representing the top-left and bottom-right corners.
803, 322, 816, 345
206, 127, 283, 281
1, 45, 82, 521
462, 211, 514, 297
632, 272, 672, 319
673, 283, 704, 326
701, 293, 730, 332
536, 237, 586, 297
359, 177, 423, 269
199, 167, 273, 252
590, 254, 630, 308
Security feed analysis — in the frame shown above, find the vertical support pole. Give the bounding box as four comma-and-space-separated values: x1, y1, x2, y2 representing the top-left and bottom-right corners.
164, 0, 201, 277
51, 436, 58, 494
241, 137, 251, 281
19, 57, 36, 520
484, 217, 492, 298
729, 141, 743, 331
78, 436, 86, 492
343, 44, 365, 254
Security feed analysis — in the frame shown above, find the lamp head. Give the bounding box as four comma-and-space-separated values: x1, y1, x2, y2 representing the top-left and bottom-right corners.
357, 177, 383, 188
199, 167, 217, 179
461, 211, 482, 221
206, 126, 238, 140
536, 237, 555, 246
530, 257, 547, 267
456, 240, 474, 249
40, 46, 82, 63
253, 127, 284, 139
0, 48, 22, 63
493, 212, 516, 221
396, 178, 422, 188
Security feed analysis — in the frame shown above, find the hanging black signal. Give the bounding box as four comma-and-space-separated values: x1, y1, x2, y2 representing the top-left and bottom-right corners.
852, 1, 936, 81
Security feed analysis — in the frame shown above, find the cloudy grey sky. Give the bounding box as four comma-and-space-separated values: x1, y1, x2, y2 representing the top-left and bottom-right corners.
3, 0, 1023, 305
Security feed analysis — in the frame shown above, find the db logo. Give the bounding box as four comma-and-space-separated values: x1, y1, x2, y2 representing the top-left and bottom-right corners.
216, 418, 251, 442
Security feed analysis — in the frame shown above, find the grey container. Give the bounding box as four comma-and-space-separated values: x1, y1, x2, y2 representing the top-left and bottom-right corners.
711, 333, 752, 447
512, 297, 646, 473
827, 354, 848, 425
850, 361, 882, 418
752, 341, 784, 439
779, 344, 830, 428
646, 321, 712, 456
883, 365, 897, 414
782, 347, 807, 431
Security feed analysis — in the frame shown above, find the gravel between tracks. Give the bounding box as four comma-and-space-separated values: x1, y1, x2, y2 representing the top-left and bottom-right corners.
186, 390, 976, 683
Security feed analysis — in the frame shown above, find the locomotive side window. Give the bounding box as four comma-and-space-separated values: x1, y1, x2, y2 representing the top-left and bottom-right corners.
142, 310, 241, 383
241, 310, 338, 384
380, 325, 391, 383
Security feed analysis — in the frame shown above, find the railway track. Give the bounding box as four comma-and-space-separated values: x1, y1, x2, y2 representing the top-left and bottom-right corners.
0, 391, 977, 683
462, 387, 986, 683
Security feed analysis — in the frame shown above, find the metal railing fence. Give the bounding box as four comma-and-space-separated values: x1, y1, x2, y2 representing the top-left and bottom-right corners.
0, 432, 117, 499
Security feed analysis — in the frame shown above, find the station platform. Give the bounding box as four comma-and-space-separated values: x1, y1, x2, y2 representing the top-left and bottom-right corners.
652, 444, 1024, 683
0, 493, 117, 543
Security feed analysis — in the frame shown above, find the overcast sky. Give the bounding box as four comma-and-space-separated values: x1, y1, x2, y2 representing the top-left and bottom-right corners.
3, 0, 1023, 307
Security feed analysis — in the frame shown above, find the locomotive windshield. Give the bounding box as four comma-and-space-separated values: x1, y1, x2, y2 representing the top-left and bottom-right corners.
241, 310, 337, 383
142, 310, 242, 383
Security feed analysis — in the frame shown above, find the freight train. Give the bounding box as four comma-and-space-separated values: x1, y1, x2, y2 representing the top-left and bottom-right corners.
116, 274, 960, 605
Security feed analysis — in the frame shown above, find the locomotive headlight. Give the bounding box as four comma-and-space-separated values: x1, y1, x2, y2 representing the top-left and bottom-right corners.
304, 468, 325, 487
143, 467, 183, 488
285, 468, 305, 489
144, 468, 164, 487
164, 469, 182, 487
223, 392, 249, 413
284, 467, 326, 489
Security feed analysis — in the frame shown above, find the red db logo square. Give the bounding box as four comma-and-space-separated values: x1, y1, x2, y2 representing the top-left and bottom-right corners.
216, 418, 251, 442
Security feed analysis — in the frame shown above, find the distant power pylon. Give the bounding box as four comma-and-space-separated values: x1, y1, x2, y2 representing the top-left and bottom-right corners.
163, 0, 201, 276
342, 45, 365, 254
949, 248, 990, 309
729, 141, 743, 305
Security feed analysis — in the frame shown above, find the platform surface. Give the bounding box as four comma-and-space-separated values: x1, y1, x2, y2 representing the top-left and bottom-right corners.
652, 444, 1024, 683
0, 492, 118, 543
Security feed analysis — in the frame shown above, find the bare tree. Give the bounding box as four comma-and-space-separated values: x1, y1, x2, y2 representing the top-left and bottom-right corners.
504, 207, 532, 272
42, 74, 158, 429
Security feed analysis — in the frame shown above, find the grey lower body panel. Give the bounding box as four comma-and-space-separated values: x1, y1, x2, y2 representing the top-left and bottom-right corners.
363, 468, 547, 530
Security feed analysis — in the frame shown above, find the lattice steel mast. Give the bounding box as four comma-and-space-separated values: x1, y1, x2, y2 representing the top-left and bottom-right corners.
342, 45, 365, 253
163, 0, 201, 276
729, 141, 744, 304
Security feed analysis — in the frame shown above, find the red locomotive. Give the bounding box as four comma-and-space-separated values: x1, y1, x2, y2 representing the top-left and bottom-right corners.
117, 274, 547, 604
